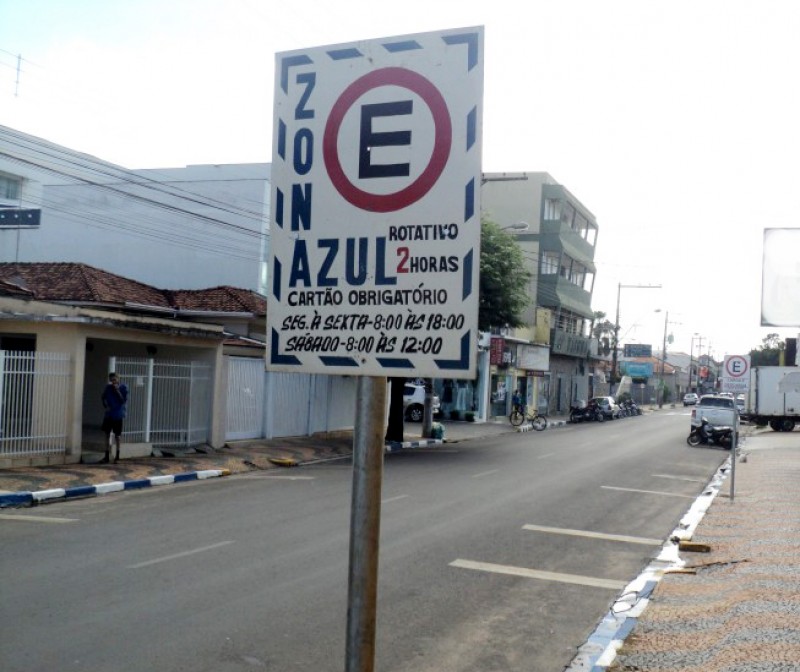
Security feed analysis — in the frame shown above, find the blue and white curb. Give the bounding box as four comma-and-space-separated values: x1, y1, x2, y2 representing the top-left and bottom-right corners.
564, 456, 731, 671
385, 439, 444, 453
0, 469, 230, 508
515, 419, 568, 432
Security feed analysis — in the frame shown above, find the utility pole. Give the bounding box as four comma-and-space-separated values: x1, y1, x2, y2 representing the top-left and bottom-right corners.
694, 336, 705, 393
659, 310, 668, 408
15, 54, 21, 97
610, 282, 661, 396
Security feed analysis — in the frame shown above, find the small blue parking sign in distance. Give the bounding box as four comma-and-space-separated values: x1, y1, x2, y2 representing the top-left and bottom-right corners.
267, 27, 484, 378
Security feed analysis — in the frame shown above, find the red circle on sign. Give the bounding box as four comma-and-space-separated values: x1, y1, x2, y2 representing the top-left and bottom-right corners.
725, 356, 748, 377
323, 67, 452, 213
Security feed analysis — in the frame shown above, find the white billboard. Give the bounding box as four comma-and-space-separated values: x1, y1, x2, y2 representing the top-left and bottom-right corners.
267, 27, 484, 377
762, 228, 800, 326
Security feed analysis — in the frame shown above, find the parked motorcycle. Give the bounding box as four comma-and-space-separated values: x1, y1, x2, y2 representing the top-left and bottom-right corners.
622, 399, 641, 416
569, 402, 598, 423
687, 417, 734, 448
569, 401, 606, 422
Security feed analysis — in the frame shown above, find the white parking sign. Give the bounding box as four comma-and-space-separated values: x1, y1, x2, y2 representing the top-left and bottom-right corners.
722, 355, 750, 394
267, 27, 484, 378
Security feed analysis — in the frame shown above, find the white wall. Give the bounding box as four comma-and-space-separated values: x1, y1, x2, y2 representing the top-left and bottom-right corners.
0, 126, 270, 293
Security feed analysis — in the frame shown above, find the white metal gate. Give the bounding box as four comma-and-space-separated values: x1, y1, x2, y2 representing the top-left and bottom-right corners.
112, 357, 212, 447
0, 350, 71, 457
226, 357, 264, 441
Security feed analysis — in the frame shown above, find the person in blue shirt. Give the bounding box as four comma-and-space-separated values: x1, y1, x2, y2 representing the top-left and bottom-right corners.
101, 372, 128, 463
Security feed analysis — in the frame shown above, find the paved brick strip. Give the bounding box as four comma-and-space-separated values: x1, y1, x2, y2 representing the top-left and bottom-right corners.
610, 446, 800, 671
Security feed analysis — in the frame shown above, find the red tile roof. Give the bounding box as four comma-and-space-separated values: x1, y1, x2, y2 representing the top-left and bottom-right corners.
0, 263, 265, 315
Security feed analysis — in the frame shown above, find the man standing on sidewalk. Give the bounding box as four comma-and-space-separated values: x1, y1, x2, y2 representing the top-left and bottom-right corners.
101, 373, 128, 463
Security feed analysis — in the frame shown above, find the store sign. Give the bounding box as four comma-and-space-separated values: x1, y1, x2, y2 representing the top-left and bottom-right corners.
623, 343, 652, 357
267, 27, 484, 377
0, 208, 40, 227
621, 361, 653, 378
552, 330, 590, 357
516, 343, 549, 371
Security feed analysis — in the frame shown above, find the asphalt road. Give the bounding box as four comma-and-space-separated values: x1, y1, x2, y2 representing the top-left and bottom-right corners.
1, 410, 728, 672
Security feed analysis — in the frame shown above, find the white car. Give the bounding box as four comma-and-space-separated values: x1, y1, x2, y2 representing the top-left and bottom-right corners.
403, 384, 441, 422
683, 393, 699, 406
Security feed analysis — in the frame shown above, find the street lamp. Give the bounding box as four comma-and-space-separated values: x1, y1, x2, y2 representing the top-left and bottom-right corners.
500, 221, 530, 233
610, 282, 662, 395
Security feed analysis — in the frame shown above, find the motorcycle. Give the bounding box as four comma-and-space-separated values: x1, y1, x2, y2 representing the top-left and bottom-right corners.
569, 402, 596, 423
622, 399, 641, 416
569, 401, 605, 423
687, 417, 734, 448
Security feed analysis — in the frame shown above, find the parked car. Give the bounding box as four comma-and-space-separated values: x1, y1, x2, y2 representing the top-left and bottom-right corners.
683, 393, 699, 406
403, 384, 441, 422
589, 396, 620, 420
736, 394, 746, 416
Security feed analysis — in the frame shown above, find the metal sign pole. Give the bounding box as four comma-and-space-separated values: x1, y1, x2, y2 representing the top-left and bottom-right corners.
730, 412, 737, 502
345, 376, 387, 672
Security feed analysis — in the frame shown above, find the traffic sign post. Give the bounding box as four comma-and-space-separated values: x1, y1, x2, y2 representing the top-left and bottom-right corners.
268, 27, 483, 379
722, 355, 750, 503
269, 27, 484, 672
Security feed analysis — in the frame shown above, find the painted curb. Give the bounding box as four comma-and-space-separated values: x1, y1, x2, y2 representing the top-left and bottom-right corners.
0, 469, 231, 508
385, 438, 444, 453
515, 419, 568, 432
563, 456, 732, 671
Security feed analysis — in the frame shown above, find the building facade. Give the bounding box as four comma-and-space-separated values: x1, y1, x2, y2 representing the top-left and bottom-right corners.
0, 125, 270, 293
480, 172, 600, 415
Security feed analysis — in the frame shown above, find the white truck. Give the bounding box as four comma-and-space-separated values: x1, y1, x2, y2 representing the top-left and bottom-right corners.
744, 366, 800, 432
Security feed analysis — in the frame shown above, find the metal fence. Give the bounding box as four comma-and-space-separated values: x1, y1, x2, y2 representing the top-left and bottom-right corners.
0, 350, 71, 457
112, 357, 212, 447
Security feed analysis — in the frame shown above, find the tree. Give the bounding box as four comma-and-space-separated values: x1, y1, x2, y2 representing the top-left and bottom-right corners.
591, 310, 615, 356
385, 218, 531, 439
750, 333, 785, 367
478, 218, 531, 331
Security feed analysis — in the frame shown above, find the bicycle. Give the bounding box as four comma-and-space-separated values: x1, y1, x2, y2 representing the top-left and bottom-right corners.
509, 405, 548, 431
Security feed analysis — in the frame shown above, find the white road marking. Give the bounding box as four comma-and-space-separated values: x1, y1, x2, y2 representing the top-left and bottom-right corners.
0, 513, 78, 523
537, 452, 557, 459
522, 524, 662, 546
450, 559, 625, 590
472, 469, 499, 478
652, 473, 706, 483
382, 495, 410, 504
602, 485, 694, 499
128, 540, 234, 569
260, 475, 316, 481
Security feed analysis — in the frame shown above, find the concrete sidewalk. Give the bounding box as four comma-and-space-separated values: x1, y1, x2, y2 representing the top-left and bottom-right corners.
0, 417, 529, 506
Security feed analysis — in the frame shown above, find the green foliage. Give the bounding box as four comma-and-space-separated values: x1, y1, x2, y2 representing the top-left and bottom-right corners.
591, 311, 615, 355
478, 218, 531, 331
749, 333, 785, 366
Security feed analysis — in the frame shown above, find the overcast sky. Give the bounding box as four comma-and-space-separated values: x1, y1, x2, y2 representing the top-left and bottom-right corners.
2, 0, 799, 359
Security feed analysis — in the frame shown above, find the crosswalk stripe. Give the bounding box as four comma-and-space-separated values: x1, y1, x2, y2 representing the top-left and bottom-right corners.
602, 485, 694, 498
522, 524, 663, 545
0, 514, 78, 523
450, 559, 625, 590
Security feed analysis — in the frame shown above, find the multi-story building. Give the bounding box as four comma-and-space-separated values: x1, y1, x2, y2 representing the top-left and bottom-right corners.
480, 172, 600, 415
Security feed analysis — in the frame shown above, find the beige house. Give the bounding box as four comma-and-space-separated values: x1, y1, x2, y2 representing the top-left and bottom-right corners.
0, 262, 266, 468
